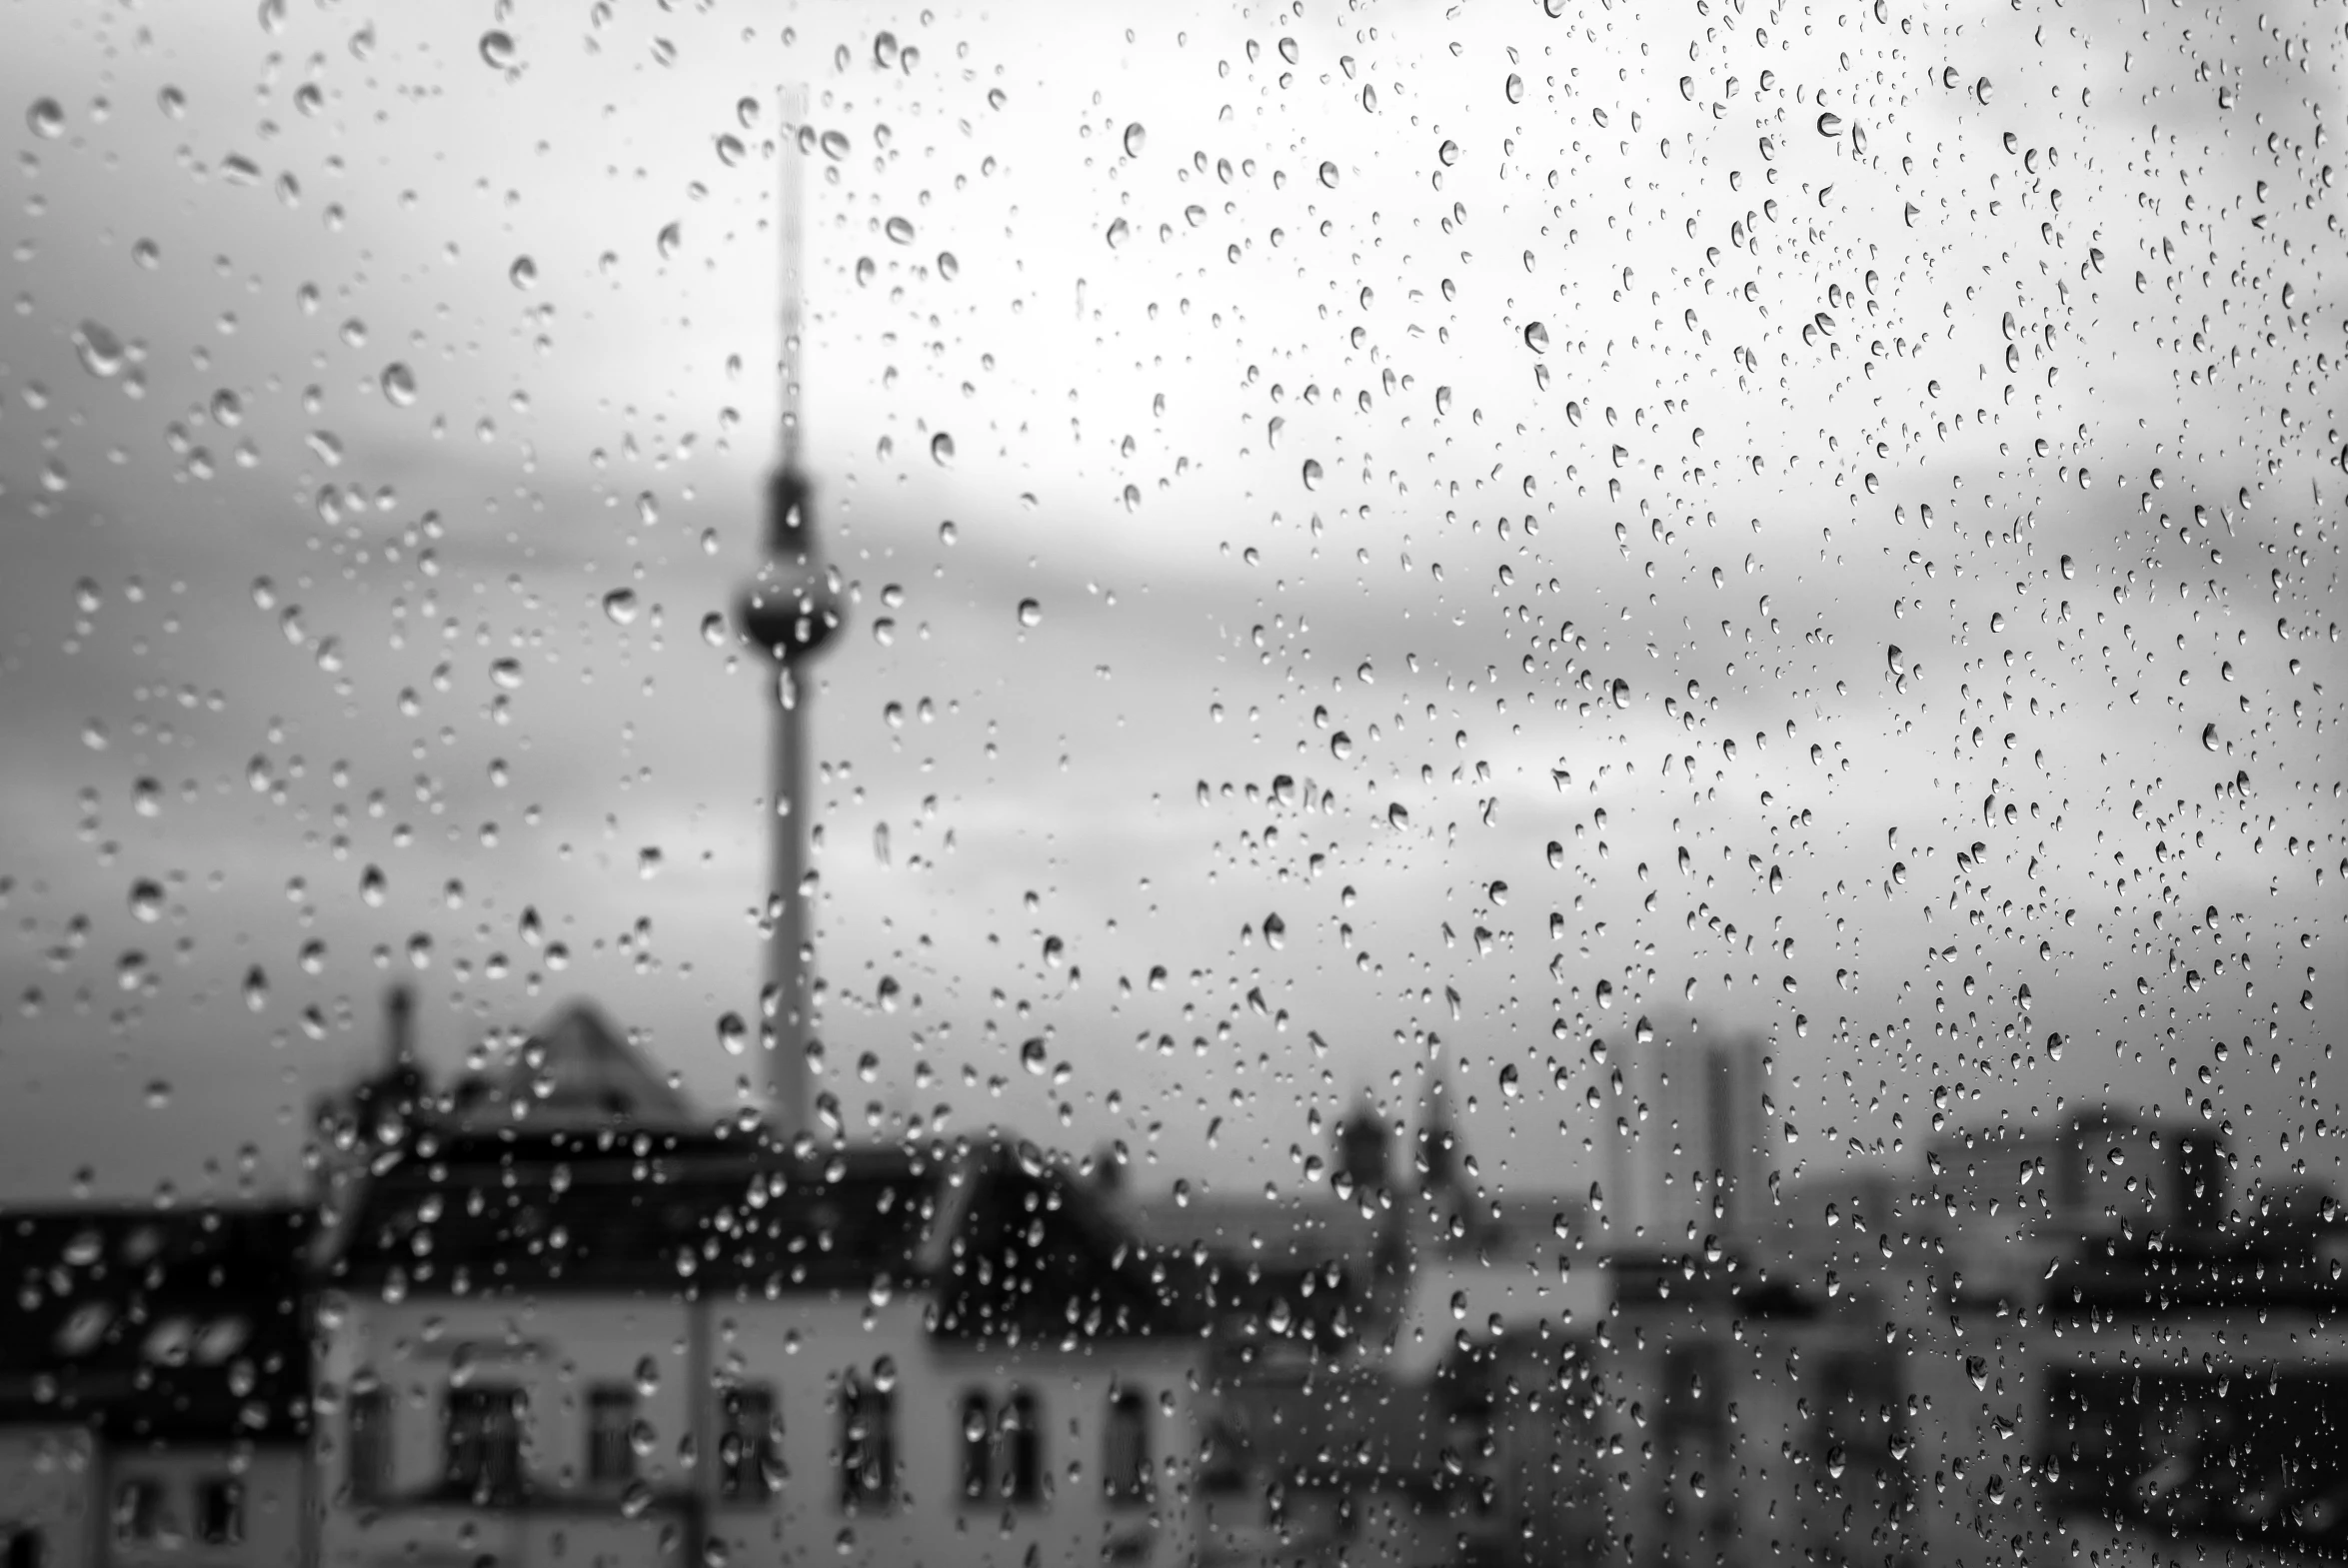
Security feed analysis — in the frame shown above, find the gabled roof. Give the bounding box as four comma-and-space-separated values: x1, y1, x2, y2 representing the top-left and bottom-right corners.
0, 1205, 311, 1444
333, 1131, 1207, 1344
445, 999, 699, 1133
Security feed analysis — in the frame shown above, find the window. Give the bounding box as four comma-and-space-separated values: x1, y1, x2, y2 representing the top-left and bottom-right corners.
716, 1385, 781, 1504
111, 1480, 163, 1545
4, 1528, 42, 1568
444, 1385, 528, 1506
587, 1386, 637, 1488
1000, 1388, 1044, 1506
349, 1385, 391, 1503
839, 1369, 896, 1513
1105, 1388, 1152, 1507
196, 1479, 244, 1547
959, 1390, 993, 1502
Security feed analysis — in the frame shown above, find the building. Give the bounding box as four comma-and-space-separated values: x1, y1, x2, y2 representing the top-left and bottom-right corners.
0, 1206, 313, 1568
313, 1120, 1209, 1568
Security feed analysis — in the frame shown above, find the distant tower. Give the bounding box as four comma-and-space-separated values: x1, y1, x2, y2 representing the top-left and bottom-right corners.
736, 84, 845, 1142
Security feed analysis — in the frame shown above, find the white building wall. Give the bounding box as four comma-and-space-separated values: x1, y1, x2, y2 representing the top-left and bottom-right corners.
102, 1447, 308, 1568
319, 1286, 1209, 1568
0, 1427, 96, 1568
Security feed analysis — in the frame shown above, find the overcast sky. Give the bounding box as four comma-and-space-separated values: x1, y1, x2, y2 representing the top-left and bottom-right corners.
0, 0, 2339, 1210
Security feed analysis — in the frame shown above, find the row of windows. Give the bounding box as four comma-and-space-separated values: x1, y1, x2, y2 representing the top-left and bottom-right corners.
111, 1478, 245, 1547
348, 1376, 1157, 1513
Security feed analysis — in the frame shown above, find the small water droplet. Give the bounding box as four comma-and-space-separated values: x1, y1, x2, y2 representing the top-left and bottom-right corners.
937, 251, 959, 281
656, 221, 683, 259
717, 1011, 748, 1055
1123, 122, 1146, 157
885, 215, 915, 245
26, 99, 64, 139
1016, 598, 1042, 629
1505, 74, 1525, 104
1317, 160, 1340, 188
602, 589, 640, 626
489, 658, 524, 691
1523, 321, 1550, 353
479, 30, 516, 69
1816, 111, 1844, 136
1437, 138, 1460, 166
1300, 458, 1323, 491
509, 255, 538, 289
1106, 217, 1131, 249
380, 363, 417, 407
129, 879, 165, 922
930, 432, 955, 467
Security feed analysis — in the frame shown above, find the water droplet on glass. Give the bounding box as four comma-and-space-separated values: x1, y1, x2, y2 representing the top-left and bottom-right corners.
489, 659, 524, 691
1123, 122, 1146, 157
717, 1012, 748, 1055
129, 879, 165, 922
937, 251, 959, 281
1437, 138, 1460, 166
509, 255, 538, 289
359, 865, 388, 908
602, 589, 640, 626
1300, 458, 1322, 491
1505, 74, 1524, 104
479, 30, 515, 68
1016, 599, 1042, 629
1020, 1038, 1049, 1075
1317, 160, 1339, 188
1523, 321, 1550, 353
26, 99, 64, 139
72, 322, 125, 379
1433, 386, 1451, 415
1816, 111, 1843, 136
885, 216, 915, 245
1106, 217, 1131, 249
930, 432, 955, 467
656, 222, 682, 259
380, 363, 417, 407
244, 965, 270, 1010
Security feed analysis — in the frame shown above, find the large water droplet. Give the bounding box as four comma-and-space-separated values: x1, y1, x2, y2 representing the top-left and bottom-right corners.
1523, 321, 1550, 353
1106, 217, 1131, 249
656, 222, 682, 259
1505, 74, 1524, 104
1016, 598, 1042, 629
380, 363, 417, 407
129, 879, 165, 922
1123, 122, 1146, 157
885, 215, 915, 245
509, 255, 538, 289
26, 99, 64, 139
72, 322, 125, 379
1816, 111, 1844, 136
1300, 458, 1323, 491
717, 1011, 748, 1055
489, 659, 524, 691
1317, 160, 1340, 188
601, 589, 640, 625
930, 432, 955, 467
479, 30, 516, 68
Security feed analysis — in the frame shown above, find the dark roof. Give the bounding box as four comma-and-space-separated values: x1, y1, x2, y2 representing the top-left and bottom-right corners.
335, 1132, 1206, 1344
334, 1129, 943, 1297
0, 1205, 311, 1445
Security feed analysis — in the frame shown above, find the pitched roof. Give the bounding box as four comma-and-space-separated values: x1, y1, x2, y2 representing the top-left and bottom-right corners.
0, 1205, 311, 1444
334, 1131, 1208, 1343
445, 999, 699, 1133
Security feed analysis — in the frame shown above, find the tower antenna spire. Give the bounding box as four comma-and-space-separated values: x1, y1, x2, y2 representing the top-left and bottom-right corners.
777, 81, 808, 491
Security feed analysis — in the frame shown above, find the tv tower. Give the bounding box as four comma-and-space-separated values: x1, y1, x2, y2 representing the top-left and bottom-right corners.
737, 84, 843, 1142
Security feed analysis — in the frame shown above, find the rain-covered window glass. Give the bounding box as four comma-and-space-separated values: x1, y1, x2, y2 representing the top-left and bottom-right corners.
441, 1387, 527, 1507
1104, 1388, 1152, 1506
957, 1389, 992, 1502
346, 1386, 390, 1505
1, 1531, 42, 1568
194, 1479, 244, 1548
715, 1385, 780, 1504
7, 3, 2344, 1568
1000, 1388, 1044, 1505
108, 1482, 161, 1547
584, 1386, 637, 1488
839, 1371, 897, 1513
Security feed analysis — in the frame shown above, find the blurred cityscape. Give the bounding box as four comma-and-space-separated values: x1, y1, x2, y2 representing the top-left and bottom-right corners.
3, 1005, 2345, 1568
